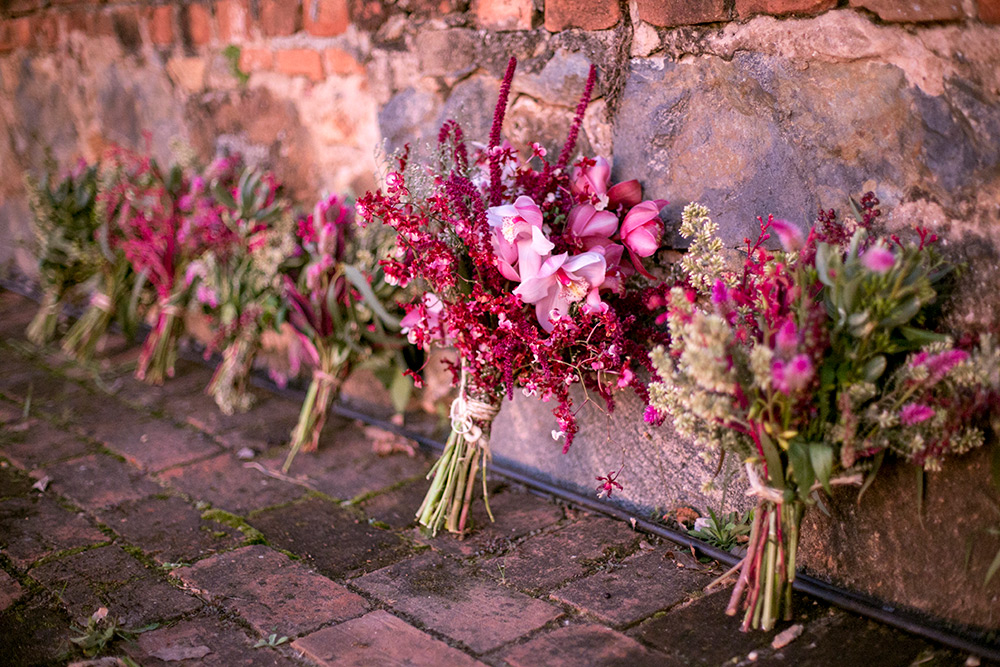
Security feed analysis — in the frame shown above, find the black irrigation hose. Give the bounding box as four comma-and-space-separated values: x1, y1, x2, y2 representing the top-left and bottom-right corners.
4, 277, 1000, 661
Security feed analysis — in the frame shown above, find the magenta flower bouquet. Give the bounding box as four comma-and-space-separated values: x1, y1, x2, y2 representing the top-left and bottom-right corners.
359, 58, 672, 536
185, 161, 295, 414
649, 197, 999, 631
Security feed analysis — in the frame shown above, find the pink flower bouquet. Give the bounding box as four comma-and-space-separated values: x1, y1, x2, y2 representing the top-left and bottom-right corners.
359, 58, 672, 536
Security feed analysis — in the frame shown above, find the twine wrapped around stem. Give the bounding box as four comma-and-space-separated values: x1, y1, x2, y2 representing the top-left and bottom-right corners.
89, 292, 113, 313
283, 362, 348, 473
417, 369, 501, 537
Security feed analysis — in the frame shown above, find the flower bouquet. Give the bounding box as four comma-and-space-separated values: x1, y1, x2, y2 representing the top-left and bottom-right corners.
186, 162, 295, 414
648, 196, 999, 631
109, 149, 201, 384
359, 58, 672, 536
281, 194, 409, 471
24, 161, 102, 346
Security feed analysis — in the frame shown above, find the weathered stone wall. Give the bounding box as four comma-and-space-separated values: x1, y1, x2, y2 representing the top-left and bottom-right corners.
3, 0, 1000, 632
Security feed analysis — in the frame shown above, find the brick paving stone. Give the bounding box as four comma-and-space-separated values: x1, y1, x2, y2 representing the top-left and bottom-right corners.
176, 544, 368, 637
249, 496, 411, 578
86, 415, 220, 473
0, 496, 107, 568
158, 453, 306, 514
113, 359, 214, 413
416, 485, 567, 560
0, 569, 24, 611
549, 547, 713, 626
45, 453, 163, 510
96, 494, 244, 565
0, 291, 36, 339
357, 477, 430, 529
0, 399, 22, 423
629, 588, 779, 664
294, 609, 485, 666
260, 418, 431, 501
0, 352, 60, 403
354, 551, 562, 654
0, 417, 95, 469
207, 394, 302, 452
32, 545, 201, 627
479, 516, 639, 591
124, 610, 299, 666
0, 463, 33, 497
0, 590, 75, 666
501, 623, 678, 667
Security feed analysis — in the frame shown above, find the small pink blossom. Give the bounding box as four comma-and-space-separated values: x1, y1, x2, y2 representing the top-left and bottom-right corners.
400, 293, 447, 347
860, 245, 895, 273
769, 218, 805, 252
774, 319, 799, 357
571, 156, 611, 200
564, 204, 619, 253
900, 403, 935, 425
772, 353, 813, 394
644, 405, 666, 426
195, 284, 219, 309
487, 196, 552, 281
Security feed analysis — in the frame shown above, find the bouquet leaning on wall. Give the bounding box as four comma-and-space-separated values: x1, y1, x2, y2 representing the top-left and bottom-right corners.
358, 57, 673, 536
648, 197, 1000, 631
24, 161, 102, 346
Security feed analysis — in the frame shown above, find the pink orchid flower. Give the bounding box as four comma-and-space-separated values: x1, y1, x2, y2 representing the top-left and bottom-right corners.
619, 200, 667, 278
572, 157, 643, 211
400, 293, 447, 347
487, 196, 552, 281
514, 252, 607, 332
564, 204, 619, 253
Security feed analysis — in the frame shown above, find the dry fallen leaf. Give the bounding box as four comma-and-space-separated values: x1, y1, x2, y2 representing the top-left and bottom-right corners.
149, 645, 213, 661
771, 623, 804, 649
30, 472, 51, 492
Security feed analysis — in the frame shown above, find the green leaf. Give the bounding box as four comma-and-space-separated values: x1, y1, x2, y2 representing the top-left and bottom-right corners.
810, 443, 835, 496
863, 355, 886, 382
916, 467, 925, 524
815, 244, 834, 288
342, 264, 401, 329
787, 441, 814, 498
879, 295, 921, 328
899, 326, 948, 345
857, 449, 884, 504
758, 431, 785, 491
985, 548, 1000, 586
387, 366, 413, 415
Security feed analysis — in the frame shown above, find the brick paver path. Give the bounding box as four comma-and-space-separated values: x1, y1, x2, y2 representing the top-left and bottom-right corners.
0, 289, 978, 666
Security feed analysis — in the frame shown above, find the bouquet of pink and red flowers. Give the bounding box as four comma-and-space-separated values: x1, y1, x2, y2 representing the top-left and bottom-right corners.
649, 196, 1000, 631
358, 58, 673, 536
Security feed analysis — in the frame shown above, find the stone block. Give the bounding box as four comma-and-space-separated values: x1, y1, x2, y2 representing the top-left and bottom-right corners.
239, 47, 273, 72
474, 0, 534, 30
0, 417, 95, 469
157, 453, 306, 515
0, 496, 106, 568
248, 496, 411, 578
176, 545, 368, 637
304, 0, 349, 37
0, 593, 74, 665
549, 547, 713, 626
260, 0, 301, 36
415, 29, 477, 78
0, 570, 23, 612
735, 0, 837, 17
147, 5, 175, 46
354, 552, 562, 654
91, 414, 219, 473
32, 545, 201, 627
45, 453, 163, 510
294, 610, 485, 666
502, 623, 676, 667
848, 0, 964, 21
183, 3, 213, 46
323, 47, 364, 76
274, 49, 325, 82
510, 48, 600, 108
166, 56, 208, 93
544, 0, 621, 30
637, 0, 728, 26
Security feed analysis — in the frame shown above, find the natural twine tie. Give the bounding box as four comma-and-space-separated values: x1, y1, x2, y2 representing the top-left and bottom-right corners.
449, 391, 500, 449
90, 292, 113, 313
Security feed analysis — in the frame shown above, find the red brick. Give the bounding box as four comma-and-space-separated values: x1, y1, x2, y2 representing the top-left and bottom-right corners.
147, 5, 175, 47
323, 47, 364, 76
502, 624, 671, 667
544, 0, 621, 30
184, 3, 213, 46
215, 0, 249, 41
638, 0, 728, 26
238, 46, 273, 72
982, 0, 1000, 22
260, 0, 301, 36
45, 453, 163, 510
304, 0, 349, 36
348, 0, 391, 31
86, 415, 220, 473
157, 453, 305, 514
295, 610, 485, 667
0, 570, 24, 612
354, 552, 562, 654
0, 497, 107, 568
64, 8, 99, 36
32, 13, 60, 51
736, 0, 836, 17
176, 545, 369, 637
549, 548, 713, 626
127, 613, 300, 666
0, 417, 95, 469
275, 48, 324, 80
848, 0, 963, 21
3, 0, 41, 16
474, 0, 533, 30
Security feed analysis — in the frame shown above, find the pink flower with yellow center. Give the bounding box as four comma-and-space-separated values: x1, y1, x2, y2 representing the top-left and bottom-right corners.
514, 252, 607, 332
487, 196, 552, 281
